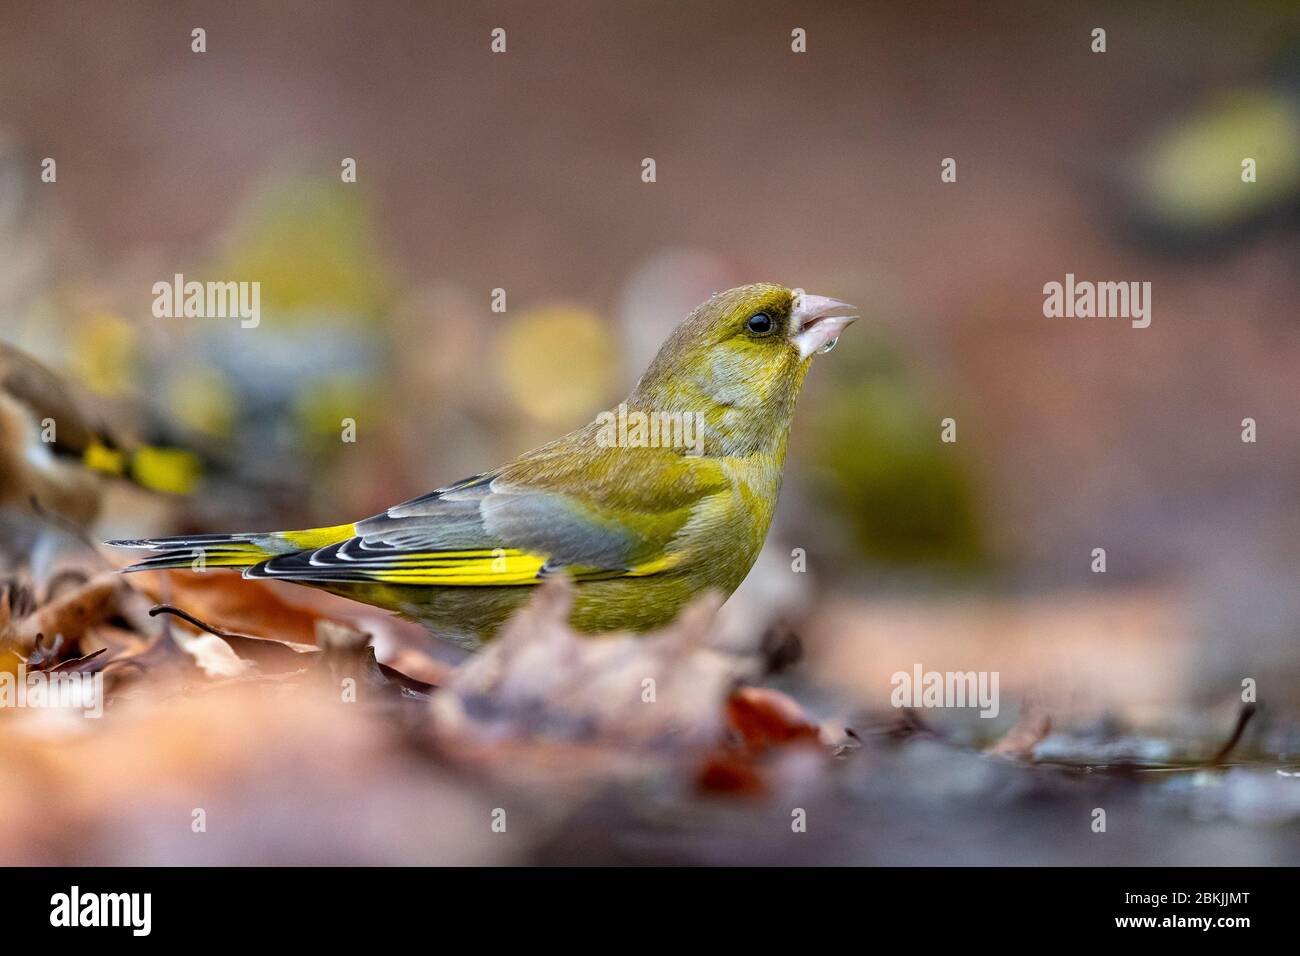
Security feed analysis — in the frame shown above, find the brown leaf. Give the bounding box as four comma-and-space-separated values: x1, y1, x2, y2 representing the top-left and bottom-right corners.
0, 682, 509, 865
148, 604, 313, 675
82, 621, 204, 692
12, 573, 121, 652
48, 647, 110, 674
379, 647, 451, 688
697, 754, 765, 794
85, 624, 152, 663
432, 576, 738, 750
148, 603, 434, 694
697, 688, 826, 795
23, 633, 67, 671
170, 626, 255, 679
726, 686, 822, 750
985, 708, 1052, 759
137, 571, 329, 645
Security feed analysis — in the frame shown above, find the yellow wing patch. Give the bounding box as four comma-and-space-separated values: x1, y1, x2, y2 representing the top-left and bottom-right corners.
353, 549, 679, 586
365, 549, 546, 585
620, 552, 682, 577
280, 524, 359, 549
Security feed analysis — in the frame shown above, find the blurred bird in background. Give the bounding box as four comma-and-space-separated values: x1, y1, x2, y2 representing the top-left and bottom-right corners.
1122, 42, 1300, 250
0, 341, 201, 574
111, 284, 858, 646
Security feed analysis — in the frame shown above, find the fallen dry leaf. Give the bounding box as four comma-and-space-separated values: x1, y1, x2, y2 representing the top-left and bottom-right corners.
22, 632, 67, 670
150, 603, 316, 674
12, 572, 121, 652
431, 576, 741, 750
148, 602, 435, 695
84, 624, 152, 664
48, 646, 109, 674
697, 688, 826, 795
0, 682, 516, 865
696, 753, 764, 794
380, 646, 453, 688
137, 570, 330, 645
166, 622, 254, 678
425, 578, 835, 798
726, 686, 822, 750
985, 708, 1053, 759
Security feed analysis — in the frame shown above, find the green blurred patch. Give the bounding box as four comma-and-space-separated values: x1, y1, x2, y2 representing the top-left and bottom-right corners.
71, 312, 139, 397
293, 373, 377, 456
806, 336, 985, 570
166, 364, 237, 439
497, 305, 617, 426
1136, 88, 1300, 232
219, 177, 391, 321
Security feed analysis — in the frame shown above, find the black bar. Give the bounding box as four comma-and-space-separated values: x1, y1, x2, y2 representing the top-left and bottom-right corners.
2, 866, 1281, 940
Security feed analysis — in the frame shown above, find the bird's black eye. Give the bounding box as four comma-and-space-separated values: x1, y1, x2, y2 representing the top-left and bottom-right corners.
745, 312, 773, 335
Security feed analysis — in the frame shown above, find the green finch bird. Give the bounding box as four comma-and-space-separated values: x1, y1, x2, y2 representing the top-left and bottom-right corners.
109, 284, 857, 646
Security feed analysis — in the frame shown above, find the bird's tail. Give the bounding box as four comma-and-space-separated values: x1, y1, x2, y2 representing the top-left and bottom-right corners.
106, 524, 357, 573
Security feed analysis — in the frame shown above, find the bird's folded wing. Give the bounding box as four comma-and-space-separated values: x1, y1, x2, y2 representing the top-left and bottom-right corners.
249, 453, 727, 586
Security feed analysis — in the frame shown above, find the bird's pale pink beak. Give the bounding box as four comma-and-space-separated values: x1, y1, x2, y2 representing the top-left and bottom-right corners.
790, 291, 859, 359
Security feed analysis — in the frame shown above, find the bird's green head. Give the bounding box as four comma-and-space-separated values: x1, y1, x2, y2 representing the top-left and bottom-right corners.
628, 283, 858, 456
